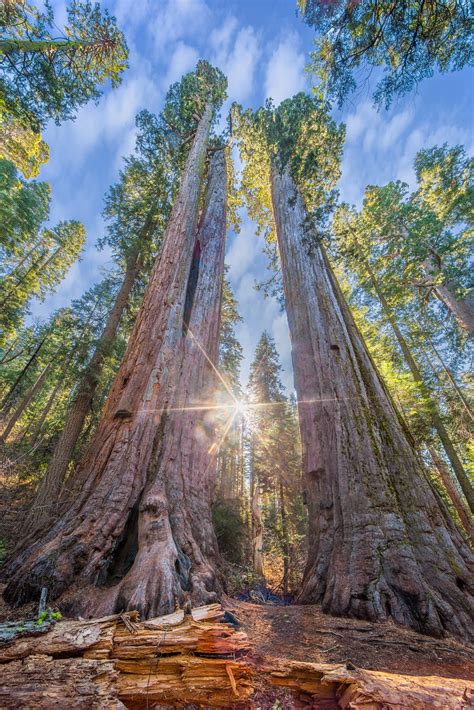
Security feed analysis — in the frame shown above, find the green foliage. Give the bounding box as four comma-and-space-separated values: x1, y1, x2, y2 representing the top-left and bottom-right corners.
0, 272, 121, 452
212, 498, 247, 564
333, 143, 473, 312
100, 109, 177, 271
163, 60, 227, 150
0, 112, 49, 177
36, 609, 62, 625
300, 0, 474, 108
0, 0, 128, 132
233, 94, 344, 245
219, 275, 244, 391
0, 158, 50, 254
1, 193, 85, 343
248, 333, 306, 591
414, 143, 474, 228
330, 145, 473, 512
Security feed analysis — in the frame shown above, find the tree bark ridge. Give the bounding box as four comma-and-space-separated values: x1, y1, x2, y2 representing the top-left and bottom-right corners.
271, 164, 474, 640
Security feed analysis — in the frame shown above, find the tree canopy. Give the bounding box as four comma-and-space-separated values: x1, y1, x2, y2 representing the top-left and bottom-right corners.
0, 0, 128, 133
299, 0, 474, 108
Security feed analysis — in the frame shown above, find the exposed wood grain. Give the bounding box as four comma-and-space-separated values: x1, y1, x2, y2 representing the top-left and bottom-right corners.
1, 604, 472, 708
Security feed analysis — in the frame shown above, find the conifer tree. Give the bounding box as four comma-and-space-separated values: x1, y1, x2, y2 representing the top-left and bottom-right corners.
4, 62, 229, 619
0, 0, 128, 132
299, 0, 474, 108
248, 333, 304, 592
234, 95, 473, 639
23, 109, 177, 535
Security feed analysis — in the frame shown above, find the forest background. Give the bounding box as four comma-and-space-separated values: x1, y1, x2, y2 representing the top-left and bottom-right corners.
28, 0, 474, 391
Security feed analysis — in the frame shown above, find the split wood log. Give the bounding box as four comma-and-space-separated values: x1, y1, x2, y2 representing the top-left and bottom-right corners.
0, 603, 253, 708
0, 655, 121, 709
1, 604, 472, 708
267, 660, 474, 709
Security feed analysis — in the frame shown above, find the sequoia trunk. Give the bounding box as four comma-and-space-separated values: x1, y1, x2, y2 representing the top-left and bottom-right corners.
4, 105, 225, 618
23, 248, 143, 535
271, 165, 473, 639
113, 149, 227, 616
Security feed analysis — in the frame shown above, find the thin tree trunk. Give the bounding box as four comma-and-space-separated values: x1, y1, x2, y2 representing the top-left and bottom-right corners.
271, 164, 473, 639
364, 263, 474, 514
4, 109, 223, 620
0, 335, 46, 413
23, 251, 143, 535
279, 481, 289, 595
250, 454, 264, 579
428, 446, 473, 539
422, 258, 474, 335
428, 339, 474, 421
1, 362, 52, 440
26, 377, 65, 448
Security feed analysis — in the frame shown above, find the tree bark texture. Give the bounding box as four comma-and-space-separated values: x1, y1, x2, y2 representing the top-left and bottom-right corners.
271, 165, 474, 639
4, 106, 227, 619
23, 252, 142, 535
251, 483, 265, 579
428, 446, 473, 540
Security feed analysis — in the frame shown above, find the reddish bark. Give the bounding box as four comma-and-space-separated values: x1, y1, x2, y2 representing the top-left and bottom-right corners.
23, 249, 143, 536
271, 165, 474, 639
4, 107, 227, 618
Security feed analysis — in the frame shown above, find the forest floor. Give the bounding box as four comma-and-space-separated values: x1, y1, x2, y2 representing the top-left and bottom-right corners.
0, 590, 472, 682
0, 471, 472, 707
225, 597, 473, 681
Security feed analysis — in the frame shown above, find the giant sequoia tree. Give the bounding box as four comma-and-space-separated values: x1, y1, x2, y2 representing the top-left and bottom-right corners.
4, 62, 228, 618
23, 110, 177, 536
235, 96, 473, 639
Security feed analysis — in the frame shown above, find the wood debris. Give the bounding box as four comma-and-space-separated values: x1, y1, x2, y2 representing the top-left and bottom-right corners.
0, 603, 472, 708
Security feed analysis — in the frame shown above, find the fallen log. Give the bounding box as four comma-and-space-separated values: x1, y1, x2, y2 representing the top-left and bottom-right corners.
0, 603, 472, 708
266, 660, 474, 709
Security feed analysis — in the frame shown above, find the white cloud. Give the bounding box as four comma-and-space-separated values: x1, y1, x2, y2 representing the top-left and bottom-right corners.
210, 20, 261, 104
43, 74, 160, 178
150, 0, 211, 52
338, 99, 473, 206
113, 0, 152, 28
164, 42, 200, 87
264, 32, 307, 105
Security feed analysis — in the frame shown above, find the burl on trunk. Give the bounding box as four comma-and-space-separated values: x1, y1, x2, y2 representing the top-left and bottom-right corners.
271, 165, 473, 640
4, 115, 227, 619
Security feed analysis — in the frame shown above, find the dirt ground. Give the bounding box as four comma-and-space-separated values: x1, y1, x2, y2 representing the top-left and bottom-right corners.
0, 472, 472, 694
225, 597, 474, 682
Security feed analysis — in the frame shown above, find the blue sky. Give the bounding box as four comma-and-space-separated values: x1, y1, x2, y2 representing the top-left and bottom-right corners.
30, 0, 474, 393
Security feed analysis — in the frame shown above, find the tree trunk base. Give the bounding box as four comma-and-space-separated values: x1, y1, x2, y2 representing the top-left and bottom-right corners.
1, 602, 472, 708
